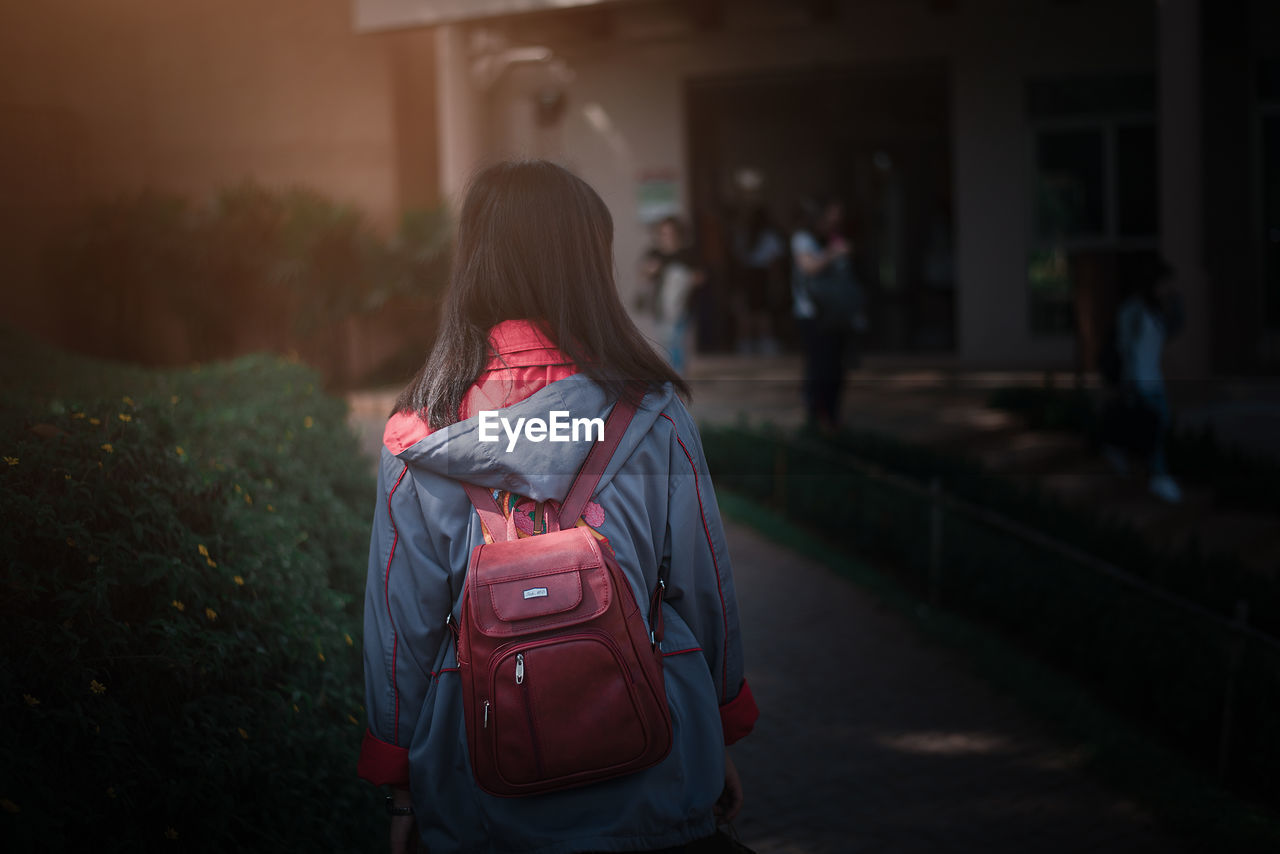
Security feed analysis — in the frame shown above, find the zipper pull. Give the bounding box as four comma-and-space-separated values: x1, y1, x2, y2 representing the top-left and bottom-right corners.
515, 653, 525, 685
483, 700, 490, 728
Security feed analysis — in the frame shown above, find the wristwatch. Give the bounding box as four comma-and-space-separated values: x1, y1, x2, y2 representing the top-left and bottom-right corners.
385, 795, 414, 816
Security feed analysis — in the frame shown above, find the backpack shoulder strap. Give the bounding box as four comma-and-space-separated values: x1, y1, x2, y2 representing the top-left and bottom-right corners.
462, 482, 510, 541
462, 386, 643, 540
557, 389, 640, 528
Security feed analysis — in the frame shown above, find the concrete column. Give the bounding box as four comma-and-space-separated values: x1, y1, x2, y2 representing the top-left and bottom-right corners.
1159, 0, 1209, 380
434, 23, 483, 204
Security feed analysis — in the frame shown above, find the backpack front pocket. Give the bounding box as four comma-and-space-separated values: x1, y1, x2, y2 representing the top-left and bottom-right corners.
486, 631, 651, 787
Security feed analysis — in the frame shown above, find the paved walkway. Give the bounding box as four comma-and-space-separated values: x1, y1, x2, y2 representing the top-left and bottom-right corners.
723, 520, 1177, 853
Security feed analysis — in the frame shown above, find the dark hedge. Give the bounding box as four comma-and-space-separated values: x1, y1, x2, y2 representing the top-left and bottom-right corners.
1, 336, 380, 852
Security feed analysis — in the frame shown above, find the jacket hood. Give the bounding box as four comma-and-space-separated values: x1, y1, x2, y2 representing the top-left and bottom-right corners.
395, 374, 675, 504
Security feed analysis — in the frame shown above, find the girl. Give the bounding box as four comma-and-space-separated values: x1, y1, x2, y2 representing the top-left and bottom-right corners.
358, 161, 757, 853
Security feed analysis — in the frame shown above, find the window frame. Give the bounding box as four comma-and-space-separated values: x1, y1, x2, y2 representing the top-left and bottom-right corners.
1026, 107, 1160, 337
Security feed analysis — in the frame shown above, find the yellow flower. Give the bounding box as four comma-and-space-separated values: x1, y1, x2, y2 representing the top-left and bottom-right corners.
266, 504, 275, 513
244, 494, 252, 506
292, 703, 299, 713
206, 557, 217, 568
303, 416, 314, 429
317, 651, 325, 663
1, 798, 18, 814
175, 446, 185, 457
344, 633, 354, 647
89, 679, 106, 695
171, 600, 185, 612
88, 417, 101, 426
238, 727, 249, 740
197, 544, 209, 557
100, 443, 113, 454
64, 473, 71, 481
72, 412, 86, 420
106, 786, 117, 799
23, 694, 39, 707
233, 575, 245, 586
164, 827, 178, 840
3, 456, 17, 466
347, 714, 359, 725
118, 413, 132, 423
204, 608, 217, 622
122, 396, 135, 407
170, 395, 180, 405
233, 483, 242, 494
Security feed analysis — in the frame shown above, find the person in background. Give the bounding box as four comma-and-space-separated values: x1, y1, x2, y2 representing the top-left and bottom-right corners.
731, 207, 786, 355
791, 197, 855, 433
1100, 258, 1184, 503
640, 216, 703, 373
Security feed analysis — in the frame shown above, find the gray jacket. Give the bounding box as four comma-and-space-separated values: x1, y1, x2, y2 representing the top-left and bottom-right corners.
361, 374, 751, 853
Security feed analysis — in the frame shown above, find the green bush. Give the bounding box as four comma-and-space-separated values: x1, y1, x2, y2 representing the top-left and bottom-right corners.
45, 183, 450, 385
0, 336, 379, 852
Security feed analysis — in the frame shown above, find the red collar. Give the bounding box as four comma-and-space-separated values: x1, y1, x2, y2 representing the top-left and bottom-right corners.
382, 319, 577, 455
487, 319, 558, 355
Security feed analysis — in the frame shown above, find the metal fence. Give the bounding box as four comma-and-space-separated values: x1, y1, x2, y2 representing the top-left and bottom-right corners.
704, 426, 1280, 798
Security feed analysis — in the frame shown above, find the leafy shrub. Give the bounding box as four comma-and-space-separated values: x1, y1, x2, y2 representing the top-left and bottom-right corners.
0, 336, 380, 852
45, 183, 450, 386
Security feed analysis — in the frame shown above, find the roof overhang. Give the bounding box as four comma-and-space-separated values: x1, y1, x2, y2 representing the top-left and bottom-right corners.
354, 0, 632, 34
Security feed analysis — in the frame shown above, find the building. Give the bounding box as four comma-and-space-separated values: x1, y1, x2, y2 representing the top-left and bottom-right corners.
2, 0, 1276, 377
358, 0, 1279, 377
0, 0, 437, 362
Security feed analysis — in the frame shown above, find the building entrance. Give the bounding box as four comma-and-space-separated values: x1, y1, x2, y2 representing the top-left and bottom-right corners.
685, 63, 954, 354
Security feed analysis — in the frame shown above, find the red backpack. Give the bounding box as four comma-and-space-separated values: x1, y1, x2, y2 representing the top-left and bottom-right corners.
451, 395, 672, 797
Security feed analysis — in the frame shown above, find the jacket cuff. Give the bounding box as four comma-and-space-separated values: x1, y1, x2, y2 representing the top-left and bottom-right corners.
357, 729, 411, 787
719, 679, 759, 745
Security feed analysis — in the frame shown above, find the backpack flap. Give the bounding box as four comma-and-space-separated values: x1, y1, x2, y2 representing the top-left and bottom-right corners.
468, 527, 612, 638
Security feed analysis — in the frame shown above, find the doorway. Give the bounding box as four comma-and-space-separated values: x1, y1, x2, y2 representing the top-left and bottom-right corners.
685, 62, 955, 354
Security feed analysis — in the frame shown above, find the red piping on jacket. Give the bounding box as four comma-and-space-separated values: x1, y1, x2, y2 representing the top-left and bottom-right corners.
659, 412, 731, 699
385, 464, 409, 742
661, 647, 702, 657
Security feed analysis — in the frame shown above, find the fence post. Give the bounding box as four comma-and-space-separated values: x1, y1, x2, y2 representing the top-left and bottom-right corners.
1217, 599, 1249, 783
928, 477, 943, 608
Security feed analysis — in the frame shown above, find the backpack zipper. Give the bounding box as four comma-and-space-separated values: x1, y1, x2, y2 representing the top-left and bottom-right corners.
515, 652, 545, 778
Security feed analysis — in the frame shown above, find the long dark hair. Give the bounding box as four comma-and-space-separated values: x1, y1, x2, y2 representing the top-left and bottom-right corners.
395, 159, 690, 427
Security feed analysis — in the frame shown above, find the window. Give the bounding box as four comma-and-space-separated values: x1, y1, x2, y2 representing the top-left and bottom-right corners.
1027, 76, 1159, 339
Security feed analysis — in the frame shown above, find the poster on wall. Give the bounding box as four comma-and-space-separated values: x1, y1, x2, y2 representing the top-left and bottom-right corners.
636, 169, 680, 224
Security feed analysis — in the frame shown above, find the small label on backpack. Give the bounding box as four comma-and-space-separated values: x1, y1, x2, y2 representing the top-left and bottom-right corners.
523, 587, 549, 600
